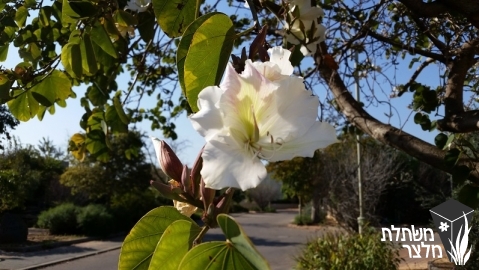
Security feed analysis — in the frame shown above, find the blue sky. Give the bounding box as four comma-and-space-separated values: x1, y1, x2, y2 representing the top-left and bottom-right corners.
5, 1, 441, 166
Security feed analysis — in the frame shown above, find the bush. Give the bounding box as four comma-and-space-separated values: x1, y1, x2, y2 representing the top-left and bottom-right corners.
77, 204, 114, 237
37, 203, 80, 235
296, 228, 402, 270
294, 214, 313, 226
110, 189, 163, 231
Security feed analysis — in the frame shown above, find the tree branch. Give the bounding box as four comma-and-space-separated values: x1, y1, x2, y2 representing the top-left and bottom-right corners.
397, 0, 449, 18
315, 42, 479, 184
367, 31, 446, 62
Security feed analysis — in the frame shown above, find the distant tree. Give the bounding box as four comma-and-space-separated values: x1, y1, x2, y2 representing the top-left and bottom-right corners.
60, 131, 153, 203
0, 105, 19, 151
37, 137, 65, 160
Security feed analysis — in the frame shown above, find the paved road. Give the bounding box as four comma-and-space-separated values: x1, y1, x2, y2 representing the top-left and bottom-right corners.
42, 209, 336, 270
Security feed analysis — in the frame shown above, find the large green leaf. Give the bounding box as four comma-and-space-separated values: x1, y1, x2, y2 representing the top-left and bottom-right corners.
80, 33, 98, 75
15, 6, 28, 28
119, 206, 196, 270
0, 45, 9, 62
61, 43, 83, 79
148, 220, 201, 270
177, 12, 217, 98
182, 13, 236, 112
90, 22, 118, 58
152, 0, 198, 38
62, 0, 80, 24
217, 214, 270, 269
178, 214, 270, 270
105, 104, 128, 134
7, 91, 39, 121
31, 70, 72, 107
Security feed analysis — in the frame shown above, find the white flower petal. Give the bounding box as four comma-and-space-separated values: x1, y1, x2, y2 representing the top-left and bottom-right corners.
259, 76, 318, 140
267, 47, 294, 75
300, 7, 324, 21
189, 86, 223, 141
201, 135, 267, 191
265, 121, 338, 162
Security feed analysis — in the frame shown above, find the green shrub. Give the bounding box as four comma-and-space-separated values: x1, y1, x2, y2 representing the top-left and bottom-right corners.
293, 214, 313, 225
37, 203, 80, 235
110, 189, 162, 231
77, 204, 114, 237
296, 228, 402, 270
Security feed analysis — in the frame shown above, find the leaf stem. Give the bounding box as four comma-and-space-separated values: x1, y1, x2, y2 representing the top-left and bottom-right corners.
193, 225, 210, 246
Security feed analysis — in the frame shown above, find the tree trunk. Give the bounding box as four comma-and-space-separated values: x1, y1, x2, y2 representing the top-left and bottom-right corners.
311, 187, 322, 223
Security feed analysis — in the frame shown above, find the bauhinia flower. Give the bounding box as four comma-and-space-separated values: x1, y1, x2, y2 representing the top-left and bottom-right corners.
189, 46, 338, 191
115, 23, 135, 38
284, 0, 326, 56
125, 0, 151, 13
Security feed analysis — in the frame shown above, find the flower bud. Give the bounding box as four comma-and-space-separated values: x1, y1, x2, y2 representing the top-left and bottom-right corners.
190, 147, 204, 199
150, 180, 183, 201
200, 178, 215, 212
181, 165, 191, 195
151, 137, 183, 181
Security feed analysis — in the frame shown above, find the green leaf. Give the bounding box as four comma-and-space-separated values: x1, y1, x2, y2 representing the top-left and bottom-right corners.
62, 0, 80, 24
31, 70, 72, 107
182, 13, 236, 112
148, 220, 202, 270
7, 91, 39, 121
444, 148, 461, 168
86, 86, 109, 106
177, 12, 217, 98
15, 6, 28, 28
90, 22, 118, 58
113, 95, 130, 125
119, 206, 195, 270
61, 43, 83, 78
68, 0, 97, 18
457, 184, 479, 209
0, 45, 9, 62
179, 214, 269, 270
138, 10, 156, 42
114, 10, 138, 27
152, 0, 198, 38
435, 133, 448, 149
217, 214, 270, 269
80, 33, 98, 75
105, 104, 128, 133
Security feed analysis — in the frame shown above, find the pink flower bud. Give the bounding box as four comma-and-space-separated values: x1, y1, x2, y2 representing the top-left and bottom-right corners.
190, 147, 204, 199
151, 137, 183, 181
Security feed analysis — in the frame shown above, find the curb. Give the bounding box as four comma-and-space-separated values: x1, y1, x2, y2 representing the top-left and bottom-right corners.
16, 245, 122, 270
1, 233, 125, 253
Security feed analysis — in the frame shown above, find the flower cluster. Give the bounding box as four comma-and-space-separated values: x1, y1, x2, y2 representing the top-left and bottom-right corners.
283, 0, 326, 56
189, 46, 338, 191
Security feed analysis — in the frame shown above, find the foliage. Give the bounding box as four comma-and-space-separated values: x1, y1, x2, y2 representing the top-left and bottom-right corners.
77, 204, 114, 237
36, 203, 81, 235
296, 228, 402, 270
0, 105, 18, 150
119, 206, 270, 270
109, 188, 165, 231
60, 131, 152, 203
0, 143, 66, 213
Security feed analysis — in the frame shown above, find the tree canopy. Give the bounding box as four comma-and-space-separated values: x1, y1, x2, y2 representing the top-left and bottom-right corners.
1, 0, 479, 205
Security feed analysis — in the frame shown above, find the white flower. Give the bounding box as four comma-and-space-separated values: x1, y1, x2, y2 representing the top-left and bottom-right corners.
189, 47, 338, 191
125, 0, 151, 13
284, 0, 326, 56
